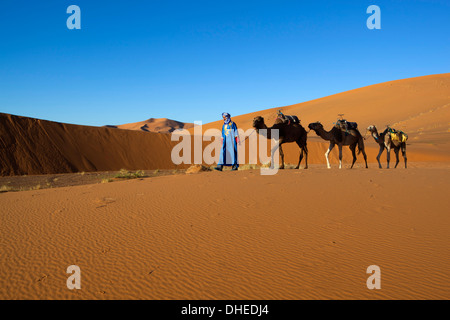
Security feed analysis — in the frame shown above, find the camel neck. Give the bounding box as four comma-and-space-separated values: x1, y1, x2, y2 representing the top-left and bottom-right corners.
371, 127, 385, 143
372, 131, 380, 142
255, 123, 269, 136
316, 127, 332, 141
258, 126, 272, 139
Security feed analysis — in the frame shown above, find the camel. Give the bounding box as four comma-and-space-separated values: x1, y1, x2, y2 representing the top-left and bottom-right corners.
308, 122, 368, 169
252, 116, 308, 169
367, 125, 407, 169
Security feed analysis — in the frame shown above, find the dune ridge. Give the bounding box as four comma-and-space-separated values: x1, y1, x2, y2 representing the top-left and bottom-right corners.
105, 118, 194, 134
0, 113, 182, 176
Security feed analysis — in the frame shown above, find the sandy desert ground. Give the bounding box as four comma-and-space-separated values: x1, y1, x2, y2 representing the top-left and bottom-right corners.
1, 74, 449, 299
0, 163, 449, 299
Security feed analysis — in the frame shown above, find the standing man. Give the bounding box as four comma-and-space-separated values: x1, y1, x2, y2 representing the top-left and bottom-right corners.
215, 112, 240, 171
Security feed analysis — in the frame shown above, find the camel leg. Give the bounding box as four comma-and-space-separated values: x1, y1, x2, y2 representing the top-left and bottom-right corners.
362, 148, 368, 168
350, 144, 357, 169
279, 144, 285, 169
338, 144, 343, 169
325, 142, 335, 169
402, 144, 407, 168
270, 143, 280, 170
296, 149, 303, 169
304, 146, 308, 169
394, 148, 400, 168
295, 140, 306, 169
376, 145, 384, 169
386, 146, 391, 169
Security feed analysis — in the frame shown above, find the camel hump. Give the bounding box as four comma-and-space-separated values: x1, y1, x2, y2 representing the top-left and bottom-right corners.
336, 119, 358, 132
276, 113, 300, 125
346, 121, 358, 130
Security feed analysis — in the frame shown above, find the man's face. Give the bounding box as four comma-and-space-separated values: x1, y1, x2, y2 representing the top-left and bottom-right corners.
223, 115, 227, 121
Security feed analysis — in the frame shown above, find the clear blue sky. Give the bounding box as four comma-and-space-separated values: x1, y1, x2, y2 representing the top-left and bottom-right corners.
0, 0, 449, 126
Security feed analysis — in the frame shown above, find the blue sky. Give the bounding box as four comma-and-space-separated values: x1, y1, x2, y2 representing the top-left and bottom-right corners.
0, 0, 449, 126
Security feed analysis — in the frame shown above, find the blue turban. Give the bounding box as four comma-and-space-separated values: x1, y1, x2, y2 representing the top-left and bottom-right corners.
222, 112, 231, 124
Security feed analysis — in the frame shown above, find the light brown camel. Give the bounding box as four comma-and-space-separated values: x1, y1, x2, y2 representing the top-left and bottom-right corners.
367, 125, 407, 169
308, 122, 368, 169
252, 116, 308, 169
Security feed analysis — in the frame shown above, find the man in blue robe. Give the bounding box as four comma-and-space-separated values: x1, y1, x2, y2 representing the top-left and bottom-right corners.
215, 112, 239, 171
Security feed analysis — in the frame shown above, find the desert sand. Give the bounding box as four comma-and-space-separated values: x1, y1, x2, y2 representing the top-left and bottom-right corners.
0, 163, 449, 299
1, 74, 449, 300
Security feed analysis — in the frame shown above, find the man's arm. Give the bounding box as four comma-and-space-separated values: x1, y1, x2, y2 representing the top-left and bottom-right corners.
233, 122, 240, 145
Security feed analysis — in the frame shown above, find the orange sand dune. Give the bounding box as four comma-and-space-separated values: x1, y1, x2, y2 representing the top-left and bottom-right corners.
105, 118, 194, 134
196, 73, 450, 164
1, 163, 449, 299
0, 113, 184, 176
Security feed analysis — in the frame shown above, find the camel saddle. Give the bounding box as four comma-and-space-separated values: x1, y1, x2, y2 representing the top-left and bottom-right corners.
385, 127, 408, 143
276, 111, 300, 125
335, 119, 358, 134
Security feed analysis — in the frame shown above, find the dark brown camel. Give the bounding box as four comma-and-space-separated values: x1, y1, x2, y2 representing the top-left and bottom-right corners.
367, 125, 407, 168
308, 122, 368, 169
252, 116, 308, 169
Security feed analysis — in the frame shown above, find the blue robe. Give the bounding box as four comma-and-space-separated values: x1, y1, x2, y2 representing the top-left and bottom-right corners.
218, 121, 239, 167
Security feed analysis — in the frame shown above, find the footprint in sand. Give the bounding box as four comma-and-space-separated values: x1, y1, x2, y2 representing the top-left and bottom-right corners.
373, 205, 395, 213
93, 197, 116, 208
212, 198, 225, 205
369, 179, 381, 188
37, 274, 49, 282
148, 267, 159, 275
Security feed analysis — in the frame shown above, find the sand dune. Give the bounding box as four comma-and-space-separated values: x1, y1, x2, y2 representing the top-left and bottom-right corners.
1, 163, 449, 299
197, 73, 450, 164
200, 73, 450, 139
105, 118, 194, 134
0, 113, 183, 176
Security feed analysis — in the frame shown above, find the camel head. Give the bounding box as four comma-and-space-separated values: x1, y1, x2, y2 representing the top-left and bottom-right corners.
252, 116, 266, 130
308, 122, 323, 134
366, 125, 380, 137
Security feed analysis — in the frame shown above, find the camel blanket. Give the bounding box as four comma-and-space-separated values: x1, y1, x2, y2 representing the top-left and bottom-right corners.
277, 114, 300, 125
390, 132, 408, 143
387, 128, 408, 143
335, 120, 359, 138
336, 120, 358, 131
